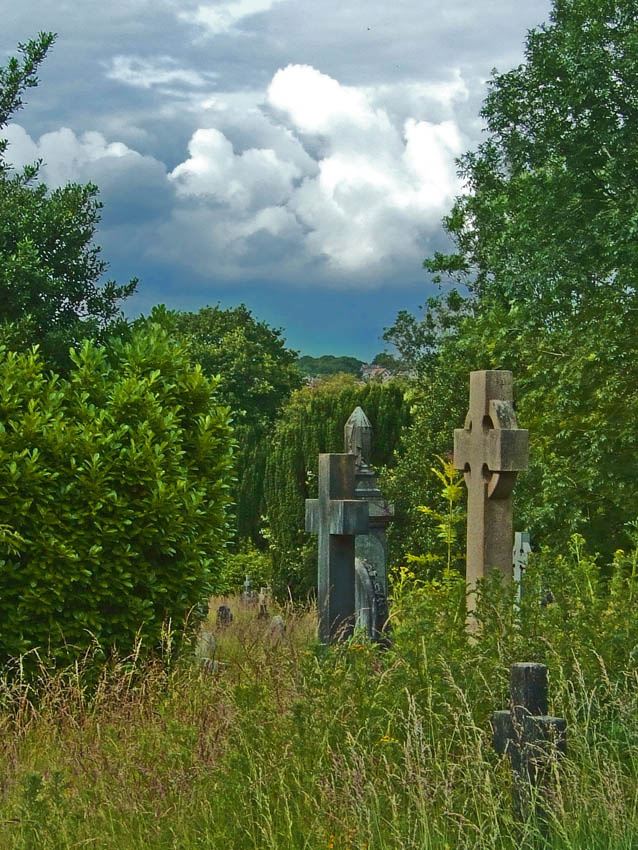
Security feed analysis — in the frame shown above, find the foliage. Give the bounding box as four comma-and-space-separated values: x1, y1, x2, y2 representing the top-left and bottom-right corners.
0, 323, 234, 670
133, 304, 303, 546
264, 374, 410, 598
386, 0, 638, 566
426, 0, 638, 309
1, 531, 638, 848
403, 454, 465, 578
170, 304, 302, 433
295, 353, 364, 377
0, 33, 137, 375
370, 351, 400, 371
212, 547, 272, 596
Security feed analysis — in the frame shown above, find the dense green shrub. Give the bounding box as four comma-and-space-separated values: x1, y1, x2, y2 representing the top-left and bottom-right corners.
213, 547, 272, 595
0, 323, 234, 669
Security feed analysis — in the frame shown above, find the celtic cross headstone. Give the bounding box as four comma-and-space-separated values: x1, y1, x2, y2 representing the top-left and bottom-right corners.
305, 453, 369, 643
453, 370, 528, 620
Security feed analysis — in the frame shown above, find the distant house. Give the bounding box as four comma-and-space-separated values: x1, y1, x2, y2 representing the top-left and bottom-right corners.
360, 365, 393, 383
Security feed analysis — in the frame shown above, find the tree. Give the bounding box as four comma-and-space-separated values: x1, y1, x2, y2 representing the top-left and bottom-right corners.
134, 303, 303, 544
426, 0, 638, 317
172, 304, 302, 433
370, 352, 400, 372
0, 322, 234, 670
0, 33, 137, 374
295, 354, 364, 378
388, 0, 638, 566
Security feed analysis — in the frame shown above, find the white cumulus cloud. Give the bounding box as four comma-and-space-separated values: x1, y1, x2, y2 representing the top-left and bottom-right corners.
154, 64, 465, 282
179, 0, 285, 35
3, 125, 137, 187
105, 55, 217, 89
169, 127, 303, 211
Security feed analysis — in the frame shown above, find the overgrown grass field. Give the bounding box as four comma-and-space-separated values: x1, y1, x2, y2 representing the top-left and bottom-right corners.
2, 538, 638, 850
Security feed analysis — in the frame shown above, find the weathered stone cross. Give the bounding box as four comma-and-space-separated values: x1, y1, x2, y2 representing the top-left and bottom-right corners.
305, 453, 369, 643
492, 663, 567, 826
453, 371, 528, 618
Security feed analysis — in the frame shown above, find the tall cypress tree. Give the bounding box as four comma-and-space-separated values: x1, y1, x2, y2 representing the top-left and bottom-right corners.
264, 375, 410, 598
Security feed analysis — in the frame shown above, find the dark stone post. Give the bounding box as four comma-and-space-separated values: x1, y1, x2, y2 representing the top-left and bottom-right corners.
492, 663, 567, 828
305, 453, 369, 643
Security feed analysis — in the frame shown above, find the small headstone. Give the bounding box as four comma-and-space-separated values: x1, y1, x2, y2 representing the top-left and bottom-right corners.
269, 615, 286, 638
453, 370, 529, 625
199, 630, 217, 657
492, 663, 567, 829
216, 604, 233, 628
198, 631, 221, 674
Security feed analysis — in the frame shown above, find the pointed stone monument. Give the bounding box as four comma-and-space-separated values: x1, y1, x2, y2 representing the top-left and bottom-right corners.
453, 370, 528, 622
305, 453, 369, 643
344, 407, 394, 640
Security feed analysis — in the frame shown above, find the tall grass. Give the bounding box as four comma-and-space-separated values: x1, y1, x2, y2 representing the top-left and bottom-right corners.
1, 562, 638, 849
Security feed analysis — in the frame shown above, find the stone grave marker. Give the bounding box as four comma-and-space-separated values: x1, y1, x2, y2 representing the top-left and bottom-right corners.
344, 406, 394, 642
305, 453, 369, 643
513, 531, 531, 603
216, 604, 233, 628
269, 615, 286, 638
257, 586, 269, 620
242, 574, 255, 604
492, 663, 567, 827
454, 370, 528, 622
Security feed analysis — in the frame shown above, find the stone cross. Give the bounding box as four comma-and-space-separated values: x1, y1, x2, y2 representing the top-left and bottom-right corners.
492, 663, 567, 827
453, 370, 528, 618
305, 453, 369, 643
344, 407, 394, 640
242, 574, 254, 603
513, 531, 532, 603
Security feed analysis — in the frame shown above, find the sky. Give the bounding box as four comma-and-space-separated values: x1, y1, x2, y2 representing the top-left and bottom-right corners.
2, 0, 552, 360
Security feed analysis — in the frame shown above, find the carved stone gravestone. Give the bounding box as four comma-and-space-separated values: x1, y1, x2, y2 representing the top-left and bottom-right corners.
242, 574, 255, 604
454, 370, 528, 622
305, 453, 369, 643
492, 663, 567, 827
216, 604, 233, 628
344, 407, 394, 642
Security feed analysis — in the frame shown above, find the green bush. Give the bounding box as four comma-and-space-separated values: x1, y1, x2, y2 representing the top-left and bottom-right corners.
213, 547, 272, 595
0, 323, 234, 669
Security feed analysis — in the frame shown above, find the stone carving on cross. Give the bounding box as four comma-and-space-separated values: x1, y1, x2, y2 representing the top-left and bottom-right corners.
305, 453, 369, 644
344, 406, 372, 471
453, 371, 528, 618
